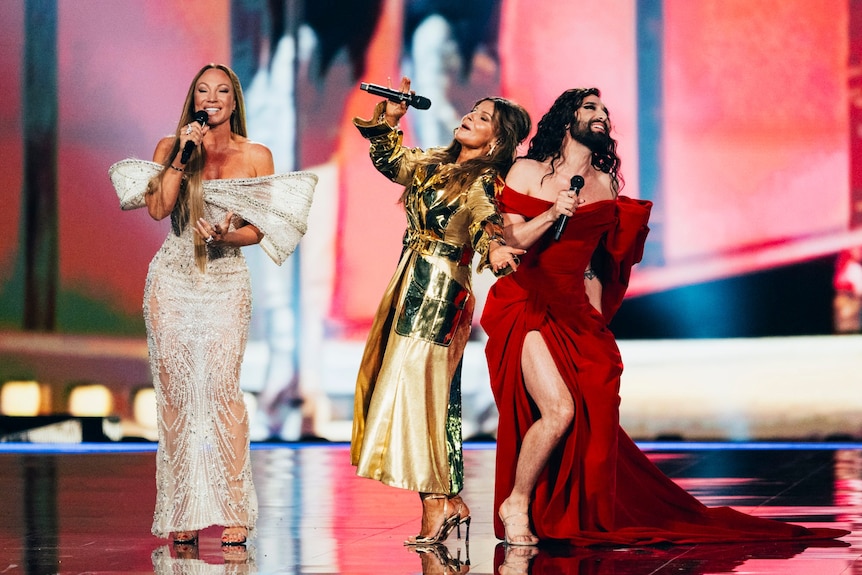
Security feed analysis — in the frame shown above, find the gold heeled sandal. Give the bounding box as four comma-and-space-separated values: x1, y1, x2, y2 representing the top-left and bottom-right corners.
410, 543, 470, 574
405, 494, 465, 546
455, 514, 472, 541
449, 495, 472, 542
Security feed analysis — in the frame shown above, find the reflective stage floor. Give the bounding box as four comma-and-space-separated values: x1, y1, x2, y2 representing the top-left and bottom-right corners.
1, 442, 861, 574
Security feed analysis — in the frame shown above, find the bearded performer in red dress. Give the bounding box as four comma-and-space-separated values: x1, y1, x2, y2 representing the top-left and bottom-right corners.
481, 88, 849, 546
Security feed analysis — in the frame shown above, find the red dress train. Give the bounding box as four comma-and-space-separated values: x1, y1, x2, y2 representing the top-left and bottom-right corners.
481, 186, 848, 545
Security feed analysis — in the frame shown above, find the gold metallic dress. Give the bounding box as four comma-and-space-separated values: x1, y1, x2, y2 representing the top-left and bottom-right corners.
350, 109, 506, 495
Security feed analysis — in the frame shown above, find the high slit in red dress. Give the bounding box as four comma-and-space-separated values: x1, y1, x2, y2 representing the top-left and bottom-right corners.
481, 185, 848, 545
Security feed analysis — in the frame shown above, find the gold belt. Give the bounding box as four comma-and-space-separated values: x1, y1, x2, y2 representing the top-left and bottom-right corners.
404, 233, 472, 266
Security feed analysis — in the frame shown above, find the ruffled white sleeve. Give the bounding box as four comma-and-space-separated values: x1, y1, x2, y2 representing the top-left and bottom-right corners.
108, 158, 156, 210
108, 158, 317, 265
205, 172, 316, 265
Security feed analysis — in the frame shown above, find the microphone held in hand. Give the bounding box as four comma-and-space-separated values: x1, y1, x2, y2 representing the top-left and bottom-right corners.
180, 110, 209, 164
553, 175, 585, 241
359, 82, 432, 110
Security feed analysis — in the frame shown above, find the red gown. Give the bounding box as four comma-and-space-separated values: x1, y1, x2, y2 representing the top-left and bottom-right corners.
481, 185, 848, 545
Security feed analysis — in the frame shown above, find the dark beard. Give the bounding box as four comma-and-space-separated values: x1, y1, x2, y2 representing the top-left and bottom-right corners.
571, 123, 612, 154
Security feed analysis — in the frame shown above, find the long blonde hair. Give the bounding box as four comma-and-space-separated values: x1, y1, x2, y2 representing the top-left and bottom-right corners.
148, 63, 248, 272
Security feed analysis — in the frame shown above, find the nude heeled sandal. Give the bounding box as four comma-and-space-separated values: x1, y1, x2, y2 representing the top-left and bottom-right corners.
405, 494, 470, 545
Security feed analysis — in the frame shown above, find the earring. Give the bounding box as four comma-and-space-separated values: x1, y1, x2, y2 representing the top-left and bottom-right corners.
488, 142, 497, 156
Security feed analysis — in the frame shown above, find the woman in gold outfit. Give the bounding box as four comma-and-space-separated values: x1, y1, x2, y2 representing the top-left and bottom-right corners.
350, 77, 530, 545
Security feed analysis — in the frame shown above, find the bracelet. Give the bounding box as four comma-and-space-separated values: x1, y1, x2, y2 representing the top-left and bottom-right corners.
169, 164, 184, 172
489, 234, 507, 246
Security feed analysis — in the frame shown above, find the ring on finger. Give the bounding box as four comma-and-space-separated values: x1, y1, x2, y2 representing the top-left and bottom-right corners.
186, 125, 193, 135
205, 236, 214, 244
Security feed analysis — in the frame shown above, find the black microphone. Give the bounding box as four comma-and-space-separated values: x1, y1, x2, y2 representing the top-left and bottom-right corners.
553, 175, 585, 241
359, 82, 432, 110
180, 110, 209, 164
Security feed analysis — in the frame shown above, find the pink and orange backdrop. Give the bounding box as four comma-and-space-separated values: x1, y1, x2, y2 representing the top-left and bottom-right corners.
2, 0, 862, 442
1, 0, 857, 338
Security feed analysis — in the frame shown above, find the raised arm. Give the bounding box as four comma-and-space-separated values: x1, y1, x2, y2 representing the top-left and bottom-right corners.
353, 77, 430, 187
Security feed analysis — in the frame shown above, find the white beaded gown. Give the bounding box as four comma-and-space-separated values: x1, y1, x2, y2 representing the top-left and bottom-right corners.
109, 159, 316, 537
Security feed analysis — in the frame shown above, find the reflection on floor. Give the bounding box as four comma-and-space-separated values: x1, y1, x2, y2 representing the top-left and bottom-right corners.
0, 442, 860, 574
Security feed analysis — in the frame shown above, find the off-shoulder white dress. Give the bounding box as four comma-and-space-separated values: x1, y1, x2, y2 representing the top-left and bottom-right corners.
109, 159, 316, 537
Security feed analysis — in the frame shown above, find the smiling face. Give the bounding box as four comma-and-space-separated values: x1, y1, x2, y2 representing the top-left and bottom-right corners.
454, 99, 498, 154
569, 94, 610, 148
193, 68, 236, 127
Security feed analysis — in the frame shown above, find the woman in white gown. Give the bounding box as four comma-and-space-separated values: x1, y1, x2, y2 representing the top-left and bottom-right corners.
109, 63, 315, 547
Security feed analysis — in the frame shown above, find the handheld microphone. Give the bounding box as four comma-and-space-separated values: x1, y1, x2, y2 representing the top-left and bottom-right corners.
359, 82, 432, 110
553, 175, 585, 241
180, 110, 209, 164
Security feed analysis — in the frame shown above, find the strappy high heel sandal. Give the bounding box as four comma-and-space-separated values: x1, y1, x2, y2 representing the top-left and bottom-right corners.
410, 543, 470, 574
449, 495, 472, 542
498, 543, 538, 574
500, 512, 539, 546
172, 530, 199, 545
222, 543, 250, 564
221, 526, 248, 546
172, 541, 199, 560
405, 494, 462, 545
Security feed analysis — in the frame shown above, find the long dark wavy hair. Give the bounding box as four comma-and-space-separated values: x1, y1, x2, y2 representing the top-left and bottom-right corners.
403, 97, 531, 202
525, 88, 623, 194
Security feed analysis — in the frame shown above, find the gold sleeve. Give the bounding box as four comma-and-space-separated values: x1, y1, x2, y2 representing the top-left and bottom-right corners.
465, 172, 510, 276
353, 101, 428, 187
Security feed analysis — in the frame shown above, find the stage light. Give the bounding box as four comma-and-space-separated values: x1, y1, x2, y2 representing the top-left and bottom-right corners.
0, 380, 41, 416
68, 384, 113, 417
243, 391, 258, 420
132, 387, 157, 430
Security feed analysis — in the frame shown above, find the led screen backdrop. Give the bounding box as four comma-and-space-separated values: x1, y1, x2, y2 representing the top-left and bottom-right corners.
0, 0, 859, 338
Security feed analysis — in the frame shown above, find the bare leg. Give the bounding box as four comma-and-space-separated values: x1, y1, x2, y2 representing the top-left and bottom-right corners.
150, 293, 200, 545
221, 366, 251, 546
498, 331, 574, 545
